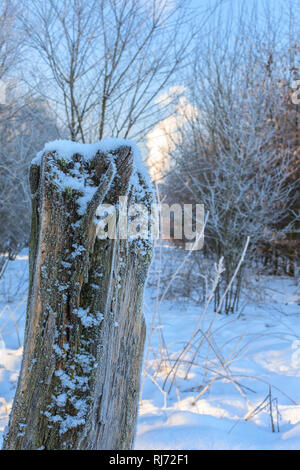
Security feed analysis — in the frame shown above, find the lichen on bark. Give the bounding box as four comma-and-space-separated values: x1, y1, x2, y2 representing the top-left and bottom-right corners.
3, 142, 153, 450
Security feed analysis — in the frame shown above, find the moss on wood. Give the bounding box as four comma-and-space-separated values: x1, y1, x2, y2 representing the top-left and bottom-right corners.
3, 144, 153, 450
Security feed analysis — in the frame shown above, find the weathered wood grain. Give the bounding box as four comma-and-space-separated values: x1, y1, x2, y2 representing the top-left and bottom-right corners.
3, 144, 153, 450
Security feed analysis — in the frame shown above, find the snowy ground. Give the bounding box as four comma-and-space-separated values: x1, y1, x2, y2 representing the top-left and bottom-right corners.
0, 249, 300, 449
0, 251, 28, 448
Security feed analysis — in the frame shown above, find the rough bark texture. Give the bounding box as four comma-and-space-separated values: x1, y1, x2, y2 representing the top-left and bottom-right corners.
3, 143, 153, 450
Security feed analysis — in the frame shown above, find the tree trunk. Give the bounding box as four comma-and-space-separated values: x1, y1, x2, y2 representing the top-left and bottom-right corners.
3, 141, 153, 450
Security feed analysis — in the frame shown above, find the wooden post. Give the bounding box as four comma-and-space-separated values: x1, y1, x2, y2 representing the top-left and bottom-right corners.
3, 141, 153, 450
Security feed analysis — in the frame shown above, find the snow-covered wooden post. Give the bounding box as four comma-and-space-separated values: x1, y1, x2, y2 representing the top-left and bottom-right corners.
3, 140, 153, 450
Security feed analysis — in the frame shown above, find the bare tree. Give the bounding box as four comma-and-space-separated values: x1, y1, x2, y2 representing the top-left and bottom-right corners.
163, 3, 299, 313
0, 1, 26, 276
0, 0, 21, 83
0, 2, 63, 274
0, 96, 60, 259
19, 0, 206, 143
